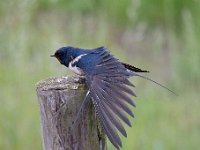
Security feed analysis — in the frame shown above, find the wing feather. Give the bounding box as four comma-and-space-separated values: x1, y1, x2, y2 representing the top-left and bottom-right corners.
101, 76, 135, 87
93, 88, 127, 137
100, 80, 136, 106
85, 47, 136, 149
97, 80, 136, 110
95, 83, 132, 127
90, 91, 122, 149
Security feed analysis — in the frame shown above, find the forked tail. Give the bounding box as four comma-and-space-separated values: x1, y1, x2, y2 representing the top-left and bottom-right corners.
131, 71, 177, 96
122, 63, 149, 73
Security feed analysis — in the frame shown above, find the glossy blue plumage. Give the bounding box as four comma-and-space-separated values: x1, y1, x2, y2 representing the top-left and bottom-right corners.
51, 46, 175, 149
51, 46, 144, 149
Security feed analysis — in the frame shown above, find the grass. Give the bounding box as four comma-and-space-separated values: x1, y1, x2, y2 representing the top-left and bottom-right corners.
0, 0, 200, 150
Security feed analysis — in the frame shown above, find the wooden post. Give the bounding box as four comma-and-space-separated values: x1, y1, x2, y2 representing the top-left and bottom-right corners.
36, 76, 106, 150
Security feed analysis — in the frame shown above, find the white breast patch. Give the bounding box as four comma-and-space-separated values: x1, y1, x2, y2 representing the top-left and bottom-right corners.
68, 54, 87, 75
69, 64, 84, 75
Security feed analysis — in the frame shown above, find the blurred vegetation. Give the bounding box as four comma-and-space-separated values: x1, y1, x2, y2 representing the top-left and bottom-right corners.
0, 0, 200, 150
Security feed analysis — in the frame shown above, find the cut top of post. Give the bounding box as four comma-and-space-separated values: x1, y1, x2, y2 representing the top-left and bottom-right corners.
36, 76, 87, 91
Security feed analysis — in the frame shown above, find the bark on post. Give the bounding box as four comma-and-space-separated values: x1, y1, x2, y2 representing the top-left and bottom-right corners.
36, 76, 106, 150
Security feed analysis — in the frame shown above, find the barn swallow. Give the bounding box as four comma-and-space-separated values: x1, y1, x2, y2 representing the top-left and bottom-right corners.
51, 46, 176, 149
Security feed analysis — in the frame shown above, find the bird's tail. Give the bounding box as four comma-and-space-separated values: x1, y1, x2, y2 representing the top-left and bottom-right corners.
130, 71, 177, 96
122, 63, 149, 73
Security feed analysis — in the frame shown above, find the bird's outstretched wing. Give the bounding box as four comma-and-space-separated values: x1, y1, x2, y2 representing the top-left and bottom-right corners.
85, 47, 136, 149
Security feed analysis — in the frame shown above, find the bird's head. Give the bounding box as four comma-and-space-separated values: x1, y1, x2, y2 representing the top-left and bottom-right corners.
51, 47, 74, 67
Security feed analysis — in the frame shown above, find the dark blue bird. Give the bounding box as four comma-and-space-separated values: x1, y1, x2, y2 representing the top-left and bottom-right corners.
51, 46, 175, 149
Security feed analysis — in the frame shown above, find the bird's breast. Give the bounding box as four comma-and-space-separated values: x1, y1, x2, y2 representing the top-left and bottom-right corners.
68, 54, 87, 75
68, 63, 84, 75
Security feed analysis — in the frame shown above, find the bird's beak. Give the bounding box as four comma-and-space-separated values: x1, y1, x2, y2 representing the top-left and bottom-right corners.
50, 55, 55, 57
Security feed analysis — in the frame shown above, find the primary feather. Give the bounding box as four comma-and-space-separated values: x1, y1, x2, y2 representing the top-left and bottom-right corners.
82, 47, 135, 149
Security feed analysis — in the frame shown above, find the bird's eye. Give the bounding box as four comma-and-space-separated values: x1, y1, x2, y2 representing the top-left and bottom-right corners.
58, 54, 61, 57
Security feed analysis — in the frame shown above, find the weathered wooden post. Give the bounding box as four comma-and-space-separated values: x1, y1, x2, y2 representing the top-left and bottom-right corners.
36, 76, 106, 150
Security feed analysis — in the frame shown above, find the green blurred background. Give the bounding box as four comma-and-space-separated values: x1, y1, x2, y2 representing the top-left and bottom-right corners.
0, 0, 200, 150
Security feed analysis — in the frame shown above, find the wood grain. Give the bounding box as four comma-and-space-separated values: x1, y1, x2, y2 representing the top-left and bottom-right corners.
36, 76, 106, 150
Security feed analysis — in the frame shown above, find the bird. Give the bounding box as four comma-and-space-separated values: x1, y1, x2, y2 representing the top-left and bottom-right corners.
51, 46, 176, 149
